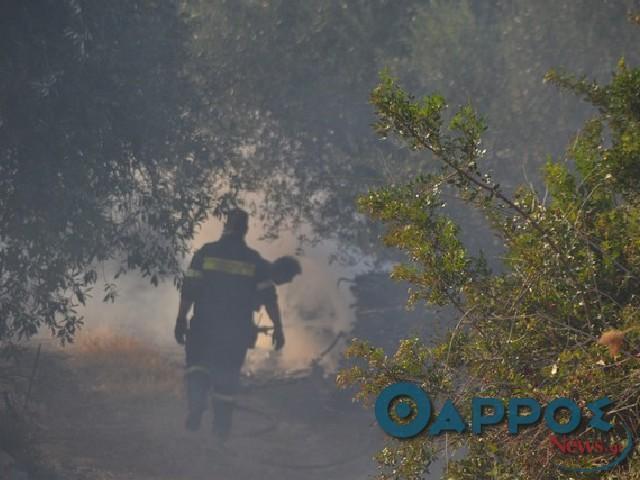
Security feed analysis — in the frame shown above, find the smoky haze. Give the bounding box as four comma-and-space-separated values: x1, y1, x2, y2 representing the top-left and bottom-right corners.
2, 1, 639, 479
76, 216, 359, 375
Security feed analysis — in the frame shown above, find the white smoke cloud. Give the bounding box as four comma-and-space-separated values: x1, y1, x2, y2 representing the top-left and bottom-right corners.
75, 215, 359, 375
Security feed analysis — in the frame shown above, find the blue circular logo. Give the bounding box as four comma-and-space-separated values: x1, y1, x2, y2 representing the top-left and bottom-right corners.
375, 382, 431, 438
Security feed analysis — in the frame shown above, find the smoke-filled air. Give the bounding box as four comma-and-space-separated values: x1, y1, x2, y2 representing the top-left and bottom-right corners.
1, 2, 640, 480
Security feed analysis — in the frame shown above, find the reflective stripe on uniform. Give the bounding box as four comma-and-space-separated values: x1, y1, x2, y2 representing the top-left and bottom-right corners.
185, 268, 203, 279
202, 256, 256, 276
185, 365, 211, 376
257, 280, 274, 291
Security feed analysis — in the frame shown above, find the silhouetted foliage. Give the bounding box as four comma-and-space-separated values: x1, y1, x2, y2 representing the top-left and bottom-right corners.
0, 1, 217, 341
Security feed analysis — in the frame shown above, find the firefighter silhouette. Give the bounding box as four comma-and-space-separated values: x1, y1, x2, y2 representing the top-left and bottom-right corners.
174, 209, 300, 438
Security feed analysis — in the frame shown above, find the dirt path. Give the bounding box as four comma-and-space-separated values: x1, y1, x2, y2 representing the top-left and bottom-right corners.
31, 337, 383, 480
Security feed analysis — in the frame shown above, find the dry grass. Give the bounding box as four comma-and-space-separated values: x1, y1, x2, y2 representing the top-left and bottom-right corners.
70, 329, 182, 396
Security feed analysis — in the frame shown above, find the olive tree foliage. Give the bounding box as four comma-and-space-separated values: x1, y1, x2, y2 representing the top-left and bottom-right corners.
338, 17, 640, 480
0, 0, 410, 343
0, 0, 222, 342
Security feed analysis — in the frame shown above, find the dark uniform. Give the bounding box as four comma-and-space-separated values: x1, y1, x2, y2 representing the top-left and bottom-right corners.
180, 228, 270, 438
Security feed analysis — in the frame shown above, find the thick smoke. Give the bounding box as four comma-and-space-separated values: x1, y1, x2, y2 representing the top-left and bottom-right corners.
75, 215, 358, 375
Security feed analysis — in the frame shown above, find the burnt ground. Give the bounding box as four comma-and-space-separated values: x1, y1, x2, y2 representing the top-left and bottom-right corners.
19, 335, 384, 480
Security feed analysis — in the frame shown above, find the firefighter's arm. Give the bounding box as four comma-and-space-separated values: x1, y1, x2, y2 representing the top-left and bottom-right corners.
264, 297, 285, 350
176, 287, 194, 323
255, 257, 284, 350
175, 253, 203, 344
175, 286, 196, 345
